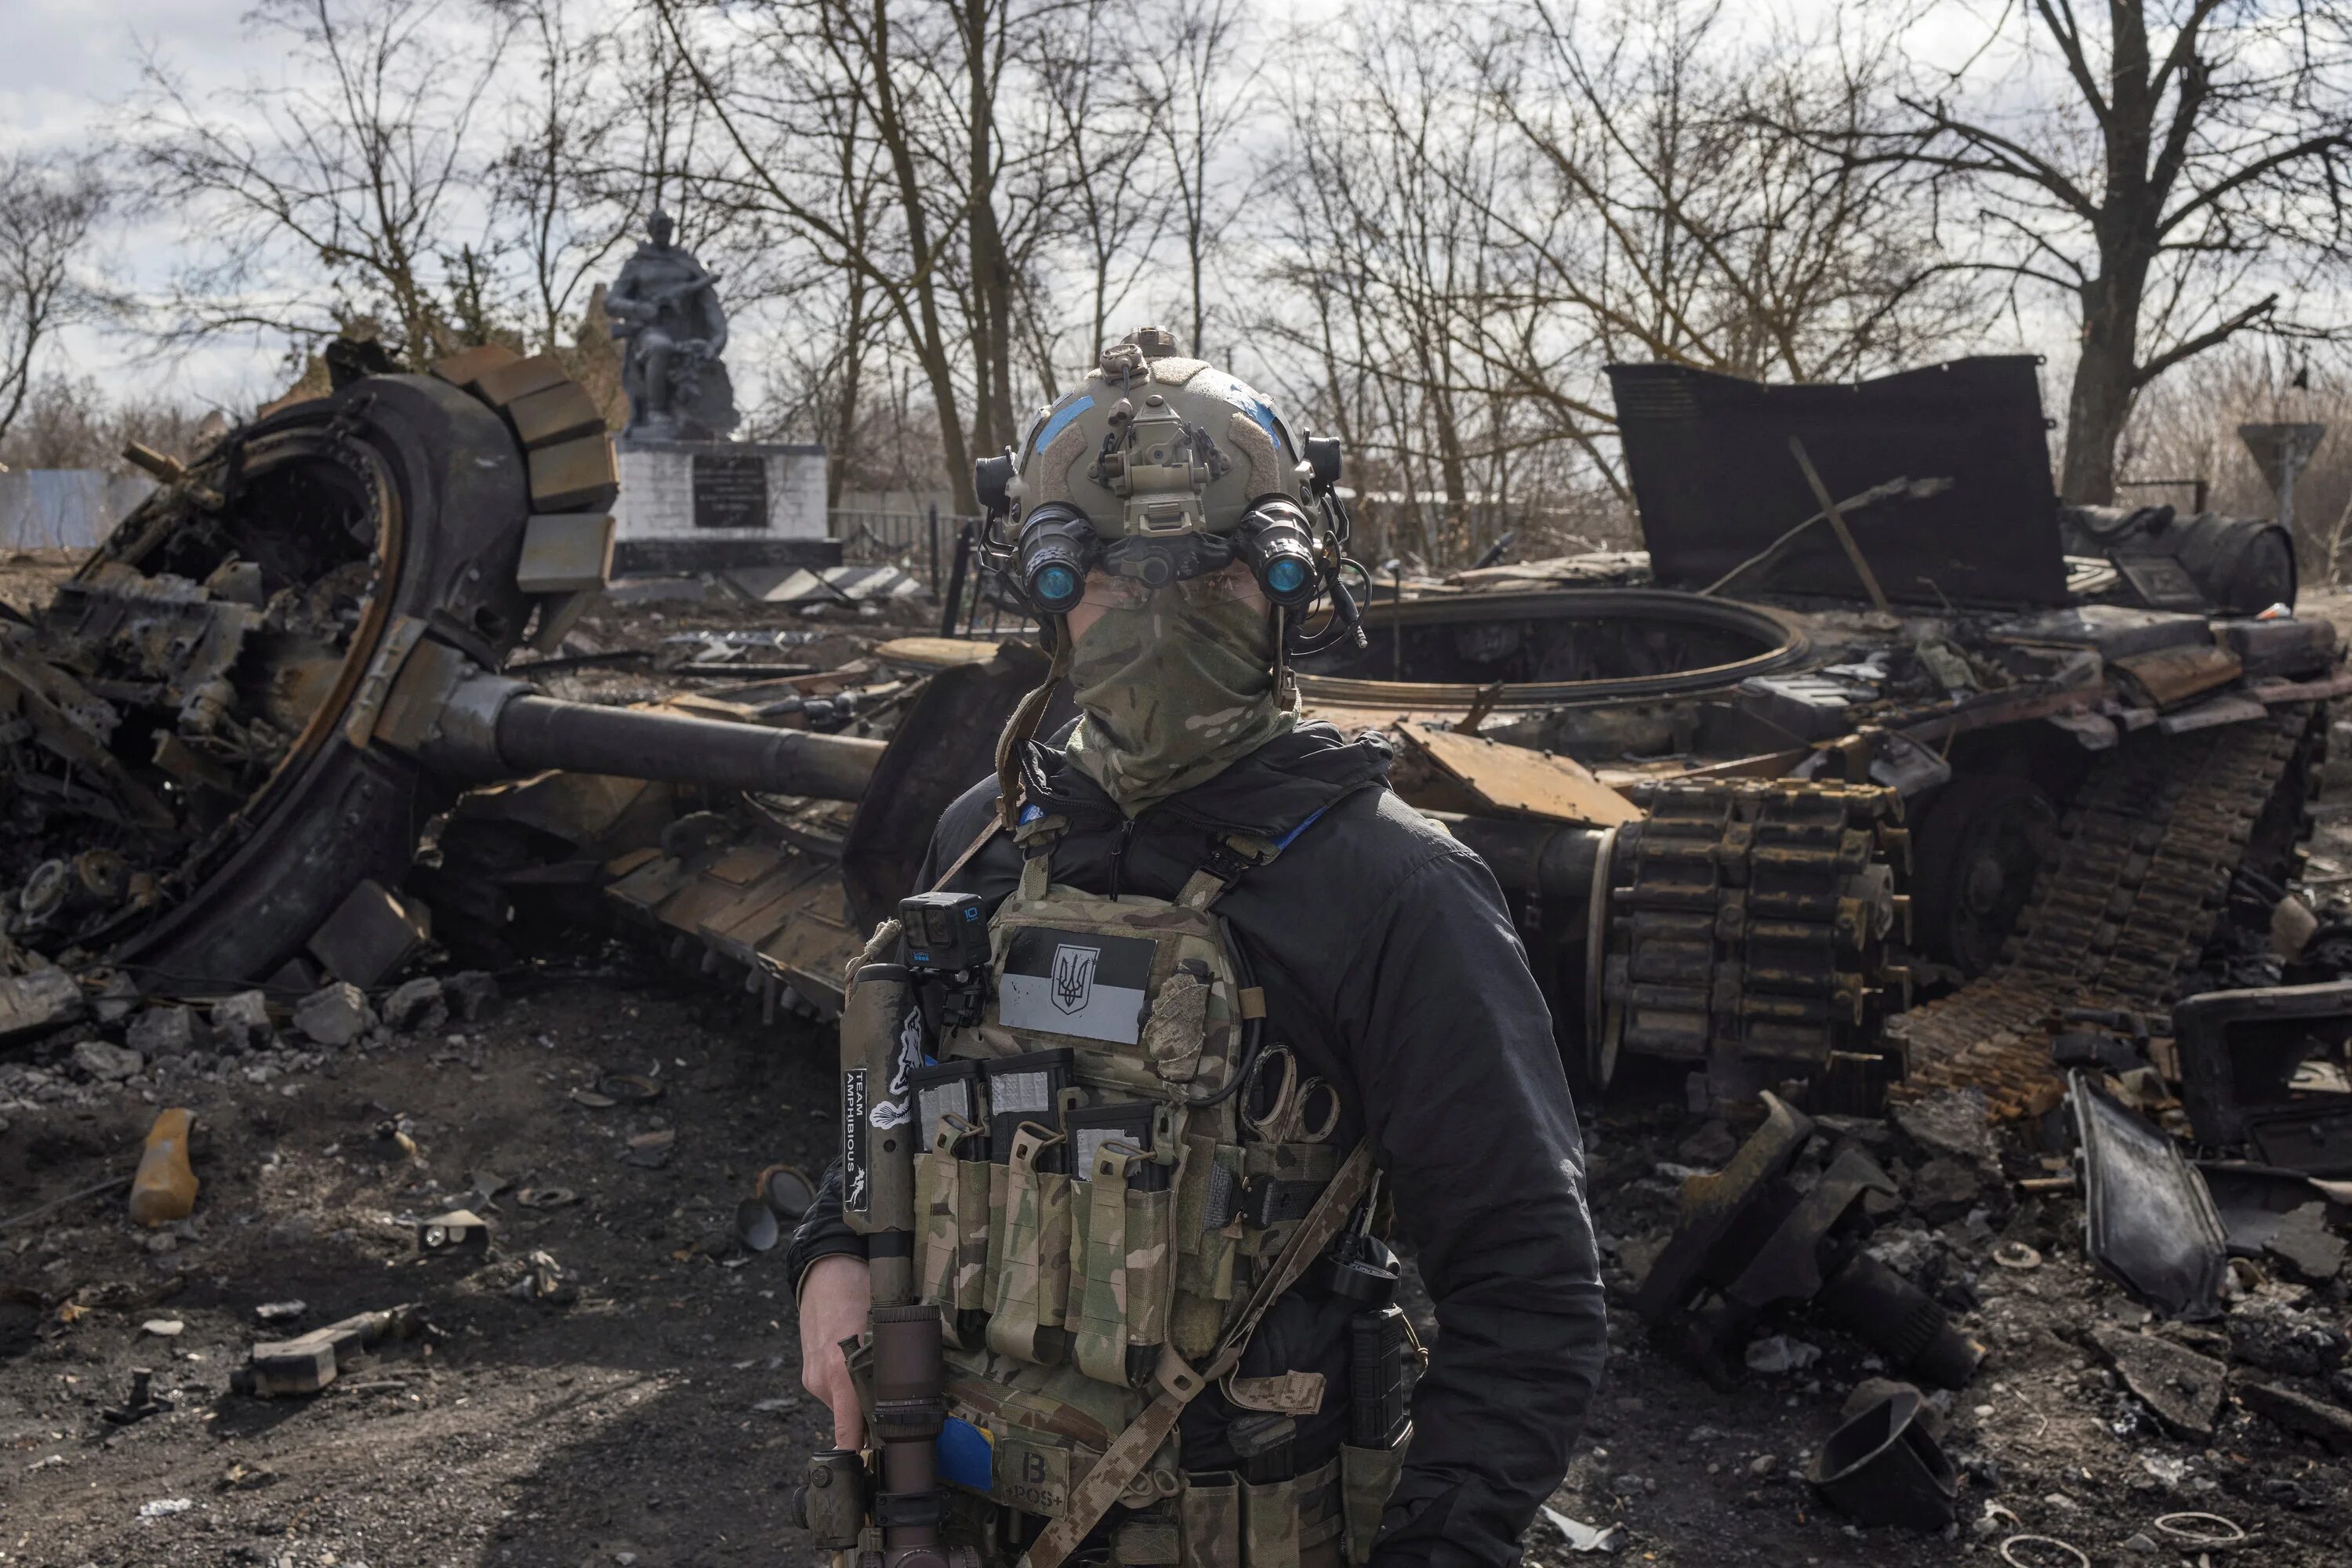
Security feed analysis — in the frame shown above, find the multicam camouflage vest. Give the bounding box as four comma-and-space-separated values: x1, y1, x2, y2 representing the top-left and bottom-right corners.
897, 807, 1403, 1568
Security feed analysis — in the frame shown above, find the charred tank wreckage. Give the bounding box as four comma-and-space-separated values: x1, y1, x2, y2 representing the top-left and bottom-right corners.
7, 350, 2351, 1388
4, 350, 2343, 1122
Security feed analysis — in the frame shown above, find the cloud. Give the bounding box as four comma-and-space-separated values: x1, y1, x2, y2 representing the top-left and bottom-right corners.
4, 2, 293, 404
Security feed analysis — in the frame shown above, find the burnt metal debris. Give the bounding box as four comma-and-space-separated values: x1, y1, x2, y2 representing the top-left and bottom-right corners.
2173, 982, 2352, 1174
1269, 356, 2345, 1116
2070, 1070, 2229, 1319
0, 346, 880, 1002
10, 341, 2352, 1549
12, 348, 2339, 1123
1632, 1093, 1985, 1390
1806, 1386, 1958, 1531
1608, 355, 2070, 606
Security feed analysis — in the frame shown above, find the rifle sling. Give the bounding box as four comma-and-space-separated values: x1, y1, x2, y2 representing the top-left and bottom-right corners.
1015, 1142, 1378, 1568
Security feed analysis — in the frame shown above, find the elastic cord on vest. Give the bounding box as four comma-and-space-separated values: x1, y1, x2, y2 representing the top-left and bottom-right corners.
994, 622, 1074, 829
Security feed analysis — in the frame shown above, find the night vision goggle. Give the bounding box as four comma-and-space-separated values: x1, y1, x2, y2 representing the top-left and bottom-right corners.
974, 434, 1369, 658
1010, 496, 1320, 615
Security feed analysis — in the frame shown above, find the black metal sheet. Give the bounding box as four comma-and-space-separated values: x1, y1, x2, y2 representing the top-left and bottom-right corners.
1608, 356, 2068, 607
2071, 1071, 2228, 1319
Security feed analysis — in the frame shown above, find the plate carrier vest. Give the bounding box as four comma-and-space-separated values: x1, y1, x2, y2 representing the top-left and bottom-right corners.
839, 808, 1404, 1568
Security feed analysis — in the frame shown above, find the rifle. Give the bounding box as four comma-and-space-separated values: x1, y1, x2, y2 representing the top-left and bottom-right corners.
608, 267, 720, 326
793, 961, 976, 1568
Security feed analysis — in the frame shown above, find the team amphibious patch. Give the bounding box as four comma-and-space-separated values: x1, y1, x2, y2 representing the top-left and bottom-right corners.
998, 927, 1154, 1045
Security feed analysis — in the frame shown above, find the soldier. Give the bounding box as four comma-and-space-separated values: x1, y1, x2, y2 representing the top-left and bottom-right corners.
605, 209, 735, 437
786, 328, 1605, 1568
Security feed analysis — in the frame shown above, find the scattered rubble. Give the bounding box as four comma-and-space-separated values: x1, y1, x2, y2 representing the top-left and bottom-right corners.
1807, 1385, 1958, 1531
71, 1038, 142, 1082
416, 1207, 488, 1256
1538, 1506, 1622, 1554
103, 1368, 170, 1426
2228, 1300, 2349, 1378
293, 982, 376, 1047
7, 359, 2352, 1564
127, 1107, 197, 1226
2089, 1326, 2227, 1438
125, 1004, 197, 1059
229, 1304, 426, 1399
2265, 1203, 2348, 1282
444, 970, 499, 1022
2238, 1381, 2352, 1454
0, 967, 85, 1041
2071, 1072, 2229, 1319
1634, 1094, 1985, 1390
383, 975, 448, 1032
209, 989, 272, 1051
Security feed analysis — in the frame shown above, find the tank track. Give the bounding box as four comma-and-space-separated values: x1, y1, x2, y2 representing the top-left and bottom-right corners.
1896, 703, 2320, 1112
1599, 778, 1910, 1087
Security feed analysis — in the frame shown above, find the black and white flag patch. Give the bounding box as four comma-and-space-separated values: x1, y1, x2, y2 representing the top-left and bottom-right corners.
999, 927, 1155, 1045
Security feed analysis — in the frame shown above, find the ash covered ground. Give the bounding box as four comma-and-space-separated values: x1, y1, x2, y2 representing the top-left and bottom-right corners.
4, 560, 2351, 1568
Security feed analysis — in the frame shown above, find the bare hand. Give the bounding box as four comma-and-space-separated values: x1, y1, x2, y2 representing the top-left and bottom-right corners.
798, 1254, 871, 1450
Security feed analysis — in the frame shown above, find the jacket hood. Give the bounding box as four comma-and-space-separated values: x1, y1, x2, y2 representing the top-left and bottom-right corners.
1022, 720, 1392, 841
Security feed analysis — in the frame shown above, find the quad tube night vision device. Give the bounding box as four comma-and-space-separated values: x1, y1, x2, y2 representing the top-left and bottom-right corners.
973, 329, 1369, 657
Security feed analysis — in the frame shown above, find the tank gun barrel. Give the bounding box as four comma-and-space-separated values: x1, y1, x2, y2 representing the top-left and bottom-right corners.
495, 694, 884, 799
419, 673, 884, 800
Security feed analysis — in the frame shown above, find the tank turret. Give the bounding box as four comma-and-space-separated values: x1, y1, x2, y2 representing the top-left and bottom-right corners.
0, 349, 870, 993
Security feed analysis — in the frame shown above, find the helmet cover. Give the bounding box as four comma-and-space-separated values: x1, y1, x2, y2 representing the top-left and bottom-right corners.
1011, 328, 1310, 540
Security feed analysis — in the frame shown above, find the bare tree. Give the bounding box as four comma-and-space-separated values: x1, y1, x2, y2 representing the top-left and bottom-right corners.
654, 0, 971, 499
0, 154, 113, 449
1784, 1, 2352, 503
1250, 0, 1975, 566
0, 376, 217, 476
129, 0, 514, 364
1469, 0, 1980, 390
1255, 8, 1563, 565
2120, 342, 2352, 576
1139, 0, 1258, 355
1029, 3, 1167, 383
655, 0, 1087, 509
485, 0, 648, 356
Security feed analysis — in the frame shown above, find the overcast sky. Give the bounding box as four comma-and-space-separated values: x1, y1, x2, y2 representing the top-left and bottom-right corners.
7, 2, 281, 409
0, 0, 2201, 426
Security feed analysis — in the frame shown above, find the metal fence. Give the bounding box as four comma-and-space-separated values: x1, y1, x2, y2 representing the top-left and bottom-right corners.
827, 506, 1036, 639
829, 508, 962, 583
2, 471, 154, 551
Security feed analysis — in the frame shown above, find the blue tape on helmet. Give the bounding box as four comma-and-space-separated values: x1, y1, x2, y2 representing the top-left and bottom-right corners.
1033, 394, 1097, 455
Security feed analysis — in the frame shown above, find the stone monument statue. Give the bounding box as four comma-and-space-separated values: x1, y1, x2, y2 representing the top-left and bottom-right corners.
607, 210, 739, 441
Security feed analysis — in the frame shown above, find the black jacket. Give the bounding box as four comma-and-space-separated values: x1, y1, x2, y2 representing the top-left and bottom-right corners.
786, 722, 1606, 1568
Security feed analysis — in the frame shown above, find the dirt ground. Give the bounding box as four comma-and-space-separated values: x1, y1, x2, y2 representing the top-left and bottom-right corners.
14, 967, 2350, 1568
4, 561, 2351, 1566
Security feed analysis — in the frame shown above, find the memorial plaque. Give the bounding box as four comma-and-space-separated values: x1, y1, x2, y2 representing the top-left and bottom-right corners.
692, 454, 770, 530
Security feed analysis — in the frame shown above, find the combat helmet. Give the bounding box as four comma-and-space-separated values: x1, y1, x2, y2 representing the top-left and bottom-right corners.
975, 327, 1367, 651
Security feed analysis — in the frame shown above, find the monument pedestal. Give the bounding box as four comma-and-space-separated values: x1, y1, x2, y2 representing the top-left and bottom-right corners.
610, 437, 837, 575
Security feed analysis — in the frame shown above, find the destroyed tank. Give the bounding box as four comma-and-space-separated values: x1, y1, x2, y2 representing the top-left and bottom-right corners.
11, 348, 2332, 1134
0, 345, 891, 1013
1289, 355, 2341, 1115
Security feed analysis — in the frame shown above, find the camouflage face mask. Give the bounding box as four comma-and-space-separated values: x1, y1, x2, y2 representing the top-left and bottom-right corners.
1062, 572, 1298, 815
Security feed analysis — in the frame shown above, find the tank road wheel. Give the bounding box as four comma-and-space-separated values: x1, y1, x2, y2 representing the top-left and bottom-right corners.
1911, 776, 2057, 979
